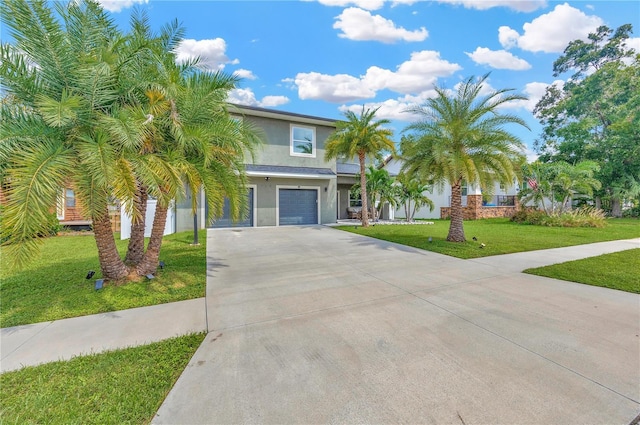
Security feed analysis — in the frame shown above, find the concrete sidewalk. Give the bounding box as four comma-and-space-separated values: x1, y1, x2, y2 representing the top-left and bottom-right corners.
0, 298, 206, 373
154, 227, 639, 424
471, 237, 639, 273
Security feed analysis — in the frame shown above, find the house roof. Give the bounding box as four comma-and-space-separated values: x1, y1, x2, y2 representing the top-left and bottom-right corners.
336, 162, 360, 175
230, 104, 338, 128
245, 164, 336, 179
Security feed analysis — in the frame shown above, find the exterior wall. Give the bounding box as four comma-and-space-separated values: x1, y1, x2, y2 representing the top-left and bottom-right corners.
384, 158, 523, 220
244, 115, 336, 172
253, 176, 336, 226
440, 194, 520, 219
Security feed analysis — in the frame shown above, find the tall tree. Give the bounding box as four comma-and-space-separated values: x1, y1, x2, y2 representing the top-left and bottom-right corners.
100, 10, 262, 276
325, 107, 395, 227
351, 166, 395, 221
535, 24, 639, 216
402, 74, 528, 242
0, 0, 144, 278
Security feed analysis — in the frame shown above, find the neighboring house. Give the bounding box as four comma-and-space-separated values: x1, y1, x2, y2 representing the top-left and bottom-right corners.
175, 105, 343, 231
382, 158, 521, 220
0, 183, 97, 231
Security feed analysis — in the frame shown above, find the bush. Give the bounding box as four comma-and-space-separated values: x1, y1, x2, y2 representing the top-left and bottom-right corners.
512, 207, 606, 227
540, 207, 607, 228
510, 208, 546, 225
622, 202, 640, 218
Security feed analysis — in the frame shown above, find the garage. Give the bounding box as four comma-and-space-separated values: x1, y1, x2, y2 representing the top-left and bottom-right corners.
208, 188, 254, 228
278, 188, 318, 225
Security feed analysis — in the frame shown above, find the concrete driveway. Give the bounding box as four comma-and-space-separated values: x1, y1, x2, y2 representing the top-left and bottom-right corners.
154, 226, 640, 424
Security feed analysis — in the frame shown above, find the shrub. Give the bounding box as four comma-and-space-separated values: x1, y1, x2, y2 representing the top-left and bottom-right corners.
510, 208, 546, 225
539, 207, 606, 228
512, 207, 606, 227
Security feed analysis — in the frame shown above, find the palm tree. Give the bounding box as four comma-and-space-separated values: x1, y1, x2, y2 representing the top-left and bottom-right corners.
352, 166, 396, 221
395, 173, 434, 222
325, 107, 396, 227
520, 160, 601, 215
402, 74, 528, 241
0, 0, 145, 278
112, 13, 262, 276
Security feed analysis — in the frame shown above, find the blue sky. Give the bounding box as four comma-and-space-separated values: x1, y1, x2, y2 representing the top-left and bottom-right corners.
8, 1, 640, 158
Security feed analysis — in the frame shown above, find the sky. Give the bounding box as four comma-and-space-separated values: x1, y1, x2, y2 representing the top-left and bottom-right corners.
7, 1, 640, 159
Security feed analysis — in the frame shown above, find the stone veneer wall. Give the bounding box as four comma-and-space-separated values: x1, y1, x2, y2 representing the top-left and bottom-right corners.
440, 194, 520, 220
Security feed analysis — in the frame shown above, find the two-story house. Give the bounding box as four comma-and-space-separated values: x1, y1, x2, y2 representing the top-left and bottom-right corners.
174, 105, 342, 231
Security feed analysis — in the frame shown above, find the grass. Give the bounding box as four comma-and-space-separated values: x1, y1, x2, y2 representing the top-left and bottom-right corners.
0, 230, 207, 328
0, 333, 205, 425
337, 218, 640, 259
524, 249, 640, 293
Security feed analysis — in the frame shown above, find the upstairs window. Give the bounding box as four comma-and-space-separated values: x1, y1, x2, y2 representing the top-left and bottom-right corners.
290, 125, 315, 157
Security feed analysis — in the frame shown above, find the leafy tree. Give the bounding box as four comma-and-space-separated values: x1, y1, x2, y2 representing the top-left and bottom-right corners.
325, 107, 396, 227
535, 24, 640, 217
0, 1, 260, 280
519, 161, 601, 215
0, 0, 145, 278
351, 166, 396, 221
402, 74, 528, 242
395, 173, 434, 222
112, 12, 262, 276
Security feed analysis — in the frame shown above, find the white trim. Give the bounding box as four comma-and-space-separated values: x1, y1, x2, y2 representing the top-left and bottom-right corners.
56, 189, 65, 220
247, 170, 335, 180
276, 185, 321, 226
248, 184, 258, 227
290, 124, 316, 158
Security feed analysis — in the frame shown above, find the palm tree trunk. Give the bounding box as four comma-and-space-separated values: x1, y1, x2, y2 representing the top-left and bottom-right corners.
447, 180, 466, 242
358, 151, 369, 227
136, 202, 168, 276
124, 183, 148, 265
92, 206, 128, 281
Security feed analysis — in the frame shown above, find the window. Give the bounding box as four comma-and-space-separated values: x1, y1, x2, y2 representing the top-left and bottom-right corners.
65, 188, 76, 207
461, 181, 468, 196
290, 125, 315, 157
349, 192, 362, 207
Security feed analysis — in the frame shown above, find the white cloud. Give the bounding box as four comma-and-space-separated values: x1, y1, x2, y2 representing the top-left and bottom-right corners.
334, 7, 428, 43
365, 50, 461, 94
228, 88, 290, 108
174, 39, 238, 71
436, 0, 546, 12
498, 26, 520, 50
98, 0, 147, 12
466, 47, 531, 70
500, 3, 603, 53
524, 146, 539, 163
339, 91, 437, 122
315, 0, 385, 10
287, 50, 460, 103
286, 72, 376, 103
625, 37, 640, 53
503, 80, 564, 111
233, 69, 257, 80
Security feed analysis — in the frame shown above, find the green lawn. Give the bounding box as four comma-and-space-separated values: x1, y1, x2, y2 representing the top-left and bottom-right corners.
0, 333, 204, 425
524, 249, 640, 293
0, 230, 207, 328
337, 218, 640, 259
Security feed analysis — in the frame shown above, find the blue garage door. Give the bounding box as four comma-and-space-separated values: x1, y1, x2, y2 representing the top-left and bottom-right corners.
208, 188, 254, 228
279, 189, 318, 225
